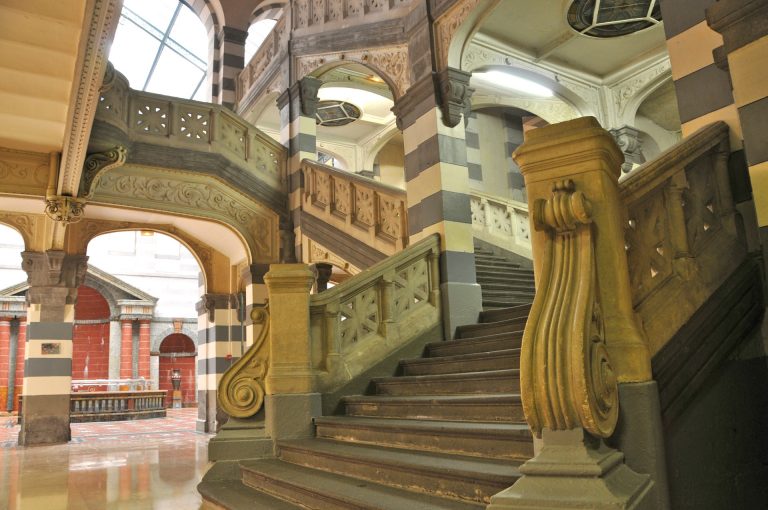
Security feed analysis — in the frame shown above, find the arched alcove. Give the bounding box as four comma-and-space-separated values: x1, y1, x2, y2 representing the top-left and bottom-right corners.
158, 333, 196, 407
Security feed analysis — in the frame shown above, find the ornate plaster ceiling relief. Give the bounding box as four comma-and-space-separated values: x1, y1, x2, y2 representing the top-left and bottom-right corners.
435, 0, 484, 71
296, 46, 410, 98
89, 166, 278, 262
0, 212, 43, 251
608, 58, 672, 125
0, 148, 50, 197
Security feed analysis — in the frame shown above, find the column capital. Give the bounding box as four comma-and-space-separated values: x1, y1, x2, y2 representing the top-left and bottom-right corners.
217, 26, 249, 45
609, 125, 645, 173
21, 251, 88, 306
240, 263, 271, 287
706, 0, 768, 54
44, 196, 87, 225
435, 67, 474, 128
196, 293, 234, 321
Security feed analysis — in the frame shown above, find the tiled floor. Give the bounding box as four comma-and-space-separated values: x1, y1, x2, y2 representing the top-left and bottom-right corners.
0, 408, 213, 509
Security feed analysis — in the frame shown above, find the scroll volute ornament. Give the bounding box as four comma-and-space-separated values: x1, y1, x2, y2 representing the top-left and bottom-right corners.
522, 179, 619, 438
218, 304, 270, 418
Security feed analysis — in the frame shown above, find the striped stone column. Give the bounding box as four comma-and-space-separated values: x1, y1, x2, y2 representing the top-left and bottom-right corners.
215, 26, 247, 109
19, 251, 87, 445
241, 263, 270, 348
196, 293, 241, 432
393, 70, 482, 338
278, 77, 321, 262
706, 0, 768, 251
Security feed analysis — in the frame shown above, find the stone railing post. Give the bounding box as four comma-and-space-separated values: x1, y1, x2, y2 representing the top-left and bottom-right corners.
488, 117, 666, 509
263, 264, 318, 440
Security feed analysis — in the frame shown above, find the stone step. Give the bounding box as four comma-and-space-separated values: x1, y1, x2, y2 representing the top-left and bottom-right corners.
427, 332, 522, 357
400, 348, 520, 376
475, 262, 523, 272
456, 317, 527, 339
479, 304, 532, 323
480, 282, 536, 293
314, 416, 533, 460
371, 369, 520, 396
274, 439, 522, 504
198, 478, 303, 510
239, 459, 483, 510
481, 299, 534, 310
476, 268, 534, 278
342, 394, 525, 422
475, 274, 535, 286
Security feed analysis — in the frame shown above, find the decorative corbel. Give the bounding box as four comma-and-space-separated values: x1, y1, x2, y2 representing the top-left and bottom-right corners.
610, 126, 645, 173
218, 304, 270, 418
44, 196, 87, 224
298, 76, 322, 118
435, 68, 475, 128
522, 179, 619, 438
80, 145, 127, 197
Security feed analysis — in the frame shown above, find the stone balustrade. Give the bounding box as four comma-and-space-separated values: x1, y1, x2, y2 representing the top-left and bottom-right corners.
301, 160, 409, 256
95, 67, 286, 192
236, 16, 288, 110
470, 190, 531, 259
308, 234, 440, 391
70, 390, 167, 422
618, 121, 740, 355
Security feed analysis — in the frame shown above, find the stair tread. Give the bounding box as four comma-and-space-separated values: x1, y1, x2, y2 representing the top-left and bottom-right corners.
343, 393, 521, 404
198, 479, 303, 510
373, 368, 519, 384
277, 438, 522, 481
315, 416, 532, 437
240, 459, 484, 510
427, 332, 522, 352
402, 348, 520, 366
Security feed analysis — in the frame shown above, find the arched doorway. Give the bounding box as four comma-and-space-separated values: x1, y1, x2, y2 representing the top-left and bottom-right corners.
157, 333, 196, 408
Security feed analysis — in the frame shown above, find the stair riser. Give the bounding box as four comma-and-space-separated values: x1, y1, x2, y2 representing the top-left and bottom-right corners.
402, 355, 519, 376
343, 401, 525, 423
479, 307, 532, 323
241, 470, 365, 510
314, 424, 533, 460
428, 337, 521, 357
480, 284, 535, 293
456, 324, 525, 339
374, 375, 519, 396
277, 444, 517, 504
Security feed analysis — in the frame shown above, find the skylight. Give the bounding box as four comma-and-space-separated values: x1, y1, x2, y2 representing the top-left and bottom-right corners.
109, 0, 209, 101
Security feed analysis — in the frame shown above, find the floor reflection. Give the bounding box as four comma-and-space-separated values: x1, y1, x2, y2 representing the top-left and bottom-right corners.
0, 409, 212, 509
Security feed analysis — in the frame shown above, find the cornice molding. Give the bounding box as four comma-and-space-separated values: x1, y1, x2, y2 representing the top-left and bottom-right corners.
58, 0, 123, 197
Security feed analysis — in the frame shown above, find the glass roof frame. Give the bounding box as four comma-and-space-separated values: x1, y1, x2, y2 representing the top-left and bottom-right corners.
110, 0, 209, 100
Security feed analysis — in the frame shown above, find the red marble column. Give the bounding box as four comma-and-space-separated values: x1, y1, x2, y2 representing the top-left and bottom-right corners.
138, 321, 151, 380
0, 318, 10, 407
120, 320, 133, 379
14, 323, 25, 411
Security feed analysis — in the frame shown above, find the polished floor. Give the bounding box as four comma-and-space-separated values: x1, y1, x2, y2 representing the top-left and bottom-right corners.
0, 408, 213, 509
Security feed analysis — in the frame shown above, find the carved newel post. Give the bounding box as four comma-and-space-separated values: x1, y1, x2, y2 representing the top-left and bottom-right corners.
488, 117, 656, 509
263, 264, 319, 440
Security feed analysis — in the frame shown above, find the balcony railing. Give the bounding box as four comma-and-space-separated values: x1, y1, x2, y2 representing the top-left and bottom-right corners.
70, 391, 167, 422
470, 190, 531, 259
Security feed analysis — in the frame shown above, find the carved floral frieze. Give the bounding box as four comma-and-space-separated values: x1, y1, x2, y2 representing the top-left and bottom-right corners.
0, 149, 50, 197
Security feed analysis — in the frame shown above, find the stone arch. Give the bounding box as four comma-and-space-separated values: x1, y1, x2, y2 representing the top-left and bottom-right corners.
363, 124, 402, 171
471, 94, 580, 125
620, 69, 674, 128
250, 1, 286, 23
151, 325, 198, 352
470, 64, 594, 118
440, 0, 501, 71
299, 55, 407, 99
81, 274, 121, 319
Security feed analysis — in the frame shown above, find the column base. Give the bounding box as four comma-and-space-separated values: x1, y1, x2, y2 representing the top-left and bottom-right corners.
488, 428, 654, 510
265, 393, 321, 441
18, 394, 71, 446
440, 281, 482, 339
208, 415, 273, 461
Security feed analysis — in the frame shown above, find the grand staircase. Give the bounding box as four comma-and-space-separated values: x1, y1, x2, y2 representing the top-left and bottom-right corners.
201, 247, 537, 509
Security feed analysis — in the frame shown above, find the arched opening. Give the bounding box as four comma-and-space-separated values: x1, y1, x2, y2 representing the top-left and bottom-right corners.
158, 333, 196, 408
0, 223, 26, 412
109, 0, 209, 100
371, 132, 405, 188
244, 18, 278, 63
72, 286, 111, 383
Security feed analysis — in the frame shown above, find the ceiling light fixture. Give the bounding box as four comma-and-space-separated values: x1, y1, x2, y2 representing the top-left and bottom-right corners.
478, 71, 554, 97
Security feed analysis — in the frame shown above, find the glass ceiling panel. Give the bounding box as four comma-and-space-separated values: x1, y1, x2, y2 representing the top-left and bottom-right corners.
109, 0, 208, 100
244, 19, 277, 63
169, 5, 209, 62
147, 47, 204, 98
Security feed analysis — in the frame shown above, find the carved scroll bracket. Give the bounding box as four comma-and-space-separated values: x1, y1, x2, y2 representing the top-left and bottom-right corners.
523, 180, 619, 439
45, 196, 87, 225
80, 145, 127, 198
218, 305, 270, 419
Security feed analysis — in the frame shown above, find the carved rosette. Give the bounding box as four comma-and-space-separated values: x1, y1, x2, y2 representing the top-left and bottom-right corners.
218, 305, 271, 418
522, 180, 618, 438
45, 196, 87, 224
80, 145, 127, 197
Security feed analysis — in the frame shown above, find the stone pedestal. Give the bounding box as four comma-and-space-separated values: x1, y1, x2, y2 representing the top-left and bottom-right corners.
171, 390, 182, 409
488, 429, 654, 510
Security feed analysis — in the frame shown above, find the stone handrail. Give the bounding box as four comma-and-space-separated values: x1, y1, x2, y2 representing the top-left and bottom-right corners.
301, 159, 409, 256
93, 65, 287, 194
236, 16, 288, 111
309, 234, 441, 391
70, 390, 166, 422
617, 121, 740, 355
470, 190, 531, 259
